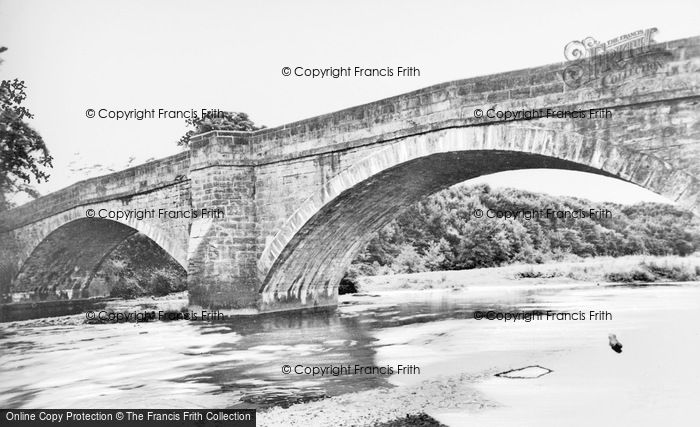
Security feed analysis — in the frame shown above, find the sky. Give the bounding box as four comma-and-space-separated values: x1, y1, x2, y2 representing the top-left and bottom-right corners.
1, 0, 698, 205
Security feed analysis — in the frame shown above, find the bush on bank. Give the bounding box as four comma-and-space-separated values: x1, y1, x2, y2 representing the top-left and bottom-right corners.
100, 233, 187, 299
605, 260, 700, 282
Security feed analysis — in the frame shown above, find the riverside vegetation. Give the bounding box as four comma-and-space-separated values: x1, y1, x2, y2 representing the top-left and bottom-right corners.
339, 184, 700, 293
97, 233, 187, 299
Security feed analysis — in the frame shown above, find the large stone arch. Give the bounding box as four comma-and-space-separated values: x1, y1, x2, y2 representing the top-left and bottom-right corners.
9, 211, 187, 300
257, 124, 698, 310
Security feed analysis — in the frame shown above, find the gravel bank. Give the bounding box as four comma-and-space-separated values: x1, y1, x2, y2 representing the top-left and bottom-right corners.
258, 371, 496, 427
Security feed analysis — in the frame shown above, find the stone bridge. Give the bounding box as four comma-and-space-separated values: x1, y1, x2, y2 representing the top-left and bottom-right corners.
1, 36, 698, 313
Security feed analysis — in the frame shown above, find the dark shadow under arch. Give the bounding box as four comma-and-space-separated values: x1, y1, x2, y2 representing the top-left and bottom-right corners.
11, 218, 186, 300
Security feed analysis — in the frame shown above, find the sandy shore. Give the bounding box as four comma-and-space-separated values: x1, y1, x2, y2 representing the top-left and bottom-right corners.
257, 370, 496, 427
430, 286, 700, 427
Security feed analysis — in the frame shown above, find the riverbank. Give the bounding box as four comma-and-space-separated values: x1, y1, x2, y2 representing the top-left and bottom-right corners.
5, 255, 697, 327
0, 292, 189, 328
353, 254, 700, 293
258, 370, 495, 426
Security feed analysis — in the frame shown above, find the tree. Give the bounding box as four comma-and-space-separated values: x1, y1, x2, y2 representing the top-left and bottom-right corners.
392, 243, 427, 273
177, 111, 264, 146
0, 47, 53, 211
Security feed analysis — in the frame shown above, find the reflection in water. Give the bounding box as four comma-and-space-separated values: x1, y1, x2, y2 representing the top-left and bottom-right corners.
0, 282, 697, 412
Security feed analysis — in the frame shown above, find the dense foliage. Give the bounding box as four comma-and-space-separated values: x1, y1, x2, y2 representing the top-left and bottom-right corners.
0, 47, 53, 211
349, 184, 700, 276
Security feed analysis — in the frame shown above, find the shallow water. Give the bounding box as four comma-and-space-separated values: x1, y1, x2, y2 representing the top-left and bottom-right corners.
1, 282, 699, 424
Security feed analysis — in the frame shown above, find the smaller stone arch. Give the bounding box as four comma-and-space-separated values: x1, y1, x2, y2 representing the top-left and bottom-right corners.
10, 216, 186, 300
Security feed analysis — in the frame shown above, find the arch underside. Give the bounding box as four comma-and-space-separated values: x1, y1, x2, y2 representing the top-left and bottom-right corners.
11, 218, 178, 300
260, 150, 627, 309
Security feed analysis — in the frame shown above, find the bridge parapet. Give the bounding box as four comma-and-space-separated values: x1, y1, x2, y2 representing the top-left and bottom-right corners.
186, 37, 699, 178
240, 37, 699, 166
0, 152, 190, 232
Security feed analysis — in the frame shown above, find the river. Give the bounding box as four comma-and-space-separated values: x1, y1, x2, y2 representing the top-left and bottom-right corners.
1, 282, 699, 426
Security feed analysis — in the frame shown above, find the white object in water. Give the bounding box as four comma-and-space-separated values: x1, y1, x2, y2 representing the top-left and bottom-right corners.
495, 365, 552, 379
